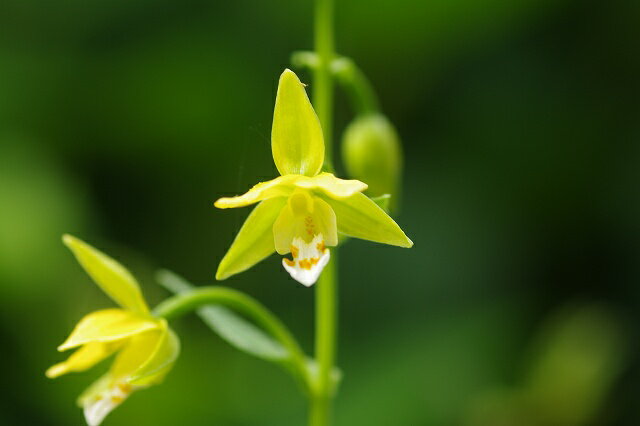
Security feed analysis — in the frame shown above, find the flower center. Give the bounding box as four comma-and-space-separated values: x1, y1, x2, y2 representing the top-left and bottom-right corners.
83, 381, 133, 426
282, 234, 330, 287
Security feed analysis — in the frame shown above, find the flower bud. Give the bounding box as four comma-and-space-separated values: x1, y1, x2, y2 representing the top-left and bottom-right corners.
341, 114, 403, 208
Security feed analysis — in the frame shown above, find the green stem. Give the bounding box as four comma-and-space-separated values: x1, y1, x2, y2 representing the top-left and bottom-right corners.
331, 57, 379, 115
313, 0, 335, 172
311, 0, 338, 424
310, 251, 338, 426
292, 52, 380, 115
154, 287, 311, 392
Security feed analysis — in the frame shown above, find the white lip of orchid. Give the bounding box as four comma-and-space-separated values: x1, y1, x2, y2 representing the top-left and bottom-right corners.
282, 234, 330, 287
83, 381, 133, 426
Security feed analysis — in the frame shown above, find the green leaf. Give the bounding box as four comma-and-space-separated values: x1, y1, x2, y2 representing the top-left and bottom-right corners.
216, 197, 287, 280
271, 69, 325, 177
200, 306, 287, 360
156, 270, 288, 361
317, 192, 413, 248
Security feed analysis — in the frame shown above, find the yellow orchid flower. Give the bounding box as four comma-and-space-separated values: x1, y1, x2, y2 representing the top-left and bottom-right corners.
47, 235, 180, 426
215, 69, 412, 286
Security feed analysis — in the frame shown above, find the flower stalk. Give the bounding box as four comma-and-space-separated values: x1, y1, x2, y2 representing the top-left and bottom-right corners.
154, 286, 312, 392
311, 249, 338, 426
313, 0, 335, 172
291, 52, 380, 116
312, 0, 337, 423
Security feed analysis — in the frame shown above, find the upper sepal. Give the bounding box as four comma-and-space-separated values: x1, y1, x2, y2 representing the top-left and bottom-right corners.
271, 69, 325, 177
63, 235, 150, 314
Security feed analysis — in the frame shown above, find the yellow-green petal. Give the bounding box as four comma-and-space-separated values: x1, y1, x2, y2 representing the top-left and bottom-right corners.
46, 341, 122, 379
273, 191, 337, 254
216, 197, 287, 280
214, 175, 300, 209
317, 192, 413, 248
63, 235, 150, 314
297, 172, 367, 199
271, 69, 324, 177
58, 309, 161, 351
109, 322, 178, 386
127, 326, 180, 386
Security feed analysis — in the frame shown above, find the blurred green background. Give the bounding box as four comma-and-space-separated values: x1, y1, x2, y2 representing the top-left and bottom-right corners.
0, 0, 638, 425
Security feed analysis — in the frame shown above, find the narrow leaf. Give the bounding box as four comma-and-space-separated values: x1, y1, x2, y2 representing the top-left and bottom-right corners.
156, 270, 287, 361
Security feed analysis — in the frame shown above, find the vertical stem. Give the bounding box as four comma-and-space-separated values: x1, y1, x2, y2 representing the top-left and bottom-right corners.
310, 251, 337, 426
313, 0, 335, 170
311, 0, 337, 425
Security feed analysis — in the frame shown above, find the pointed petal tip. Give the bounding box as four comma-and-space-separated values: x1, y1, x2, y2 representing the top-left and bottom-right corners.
214, 197, 248, 209
62, 233, 76, 247
57, 340, 73, 352
279, 68, 307, 89
57, 340, 78, 352
214, 268, 228, 281
214, 197, 234, 209
45, 364, 63, 379
280, 68, 297, 79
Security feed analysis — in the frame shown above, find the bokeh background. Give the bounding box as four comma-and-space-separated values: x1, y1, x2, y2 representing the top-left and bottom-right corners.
1, 0, 638, 425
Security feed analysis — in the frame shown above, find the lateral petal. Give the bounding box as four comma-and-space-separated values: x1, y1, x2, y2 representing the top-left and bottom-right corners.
46, 341, 122, 379
214, 175, 299, 209
297, 172, 367, 199
58, 309, 161, 352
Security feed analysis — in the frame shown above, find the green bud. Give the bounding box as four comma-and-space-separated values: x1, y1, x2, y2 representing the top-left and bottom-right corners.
341, 114, 403, 209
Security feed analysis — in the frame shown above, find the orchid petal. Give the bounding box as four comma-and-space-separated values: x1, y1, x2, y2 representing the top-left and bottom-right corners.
112, 321, 179, 386
58, 309, 161, 351
216, 197, 287, 280
46, 341, 122, 379
63, 235, 150, 314
272, 191, 337, 255
214, 175, 299, 209
272, 69, 325, 176
298, 172, 367, 199
317, 192, 413, 248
